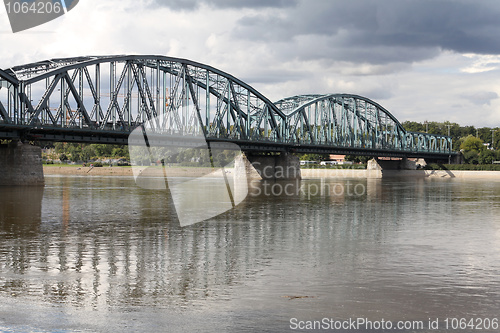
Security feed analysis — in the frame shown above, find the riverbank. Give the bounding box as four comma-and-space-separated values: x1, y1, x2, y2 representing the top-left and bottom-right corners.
420, 169, 500, 179
43, 165, 227, 178
44, 165, 134, 176
300, 169, 500, 179
44, 165, 500, 179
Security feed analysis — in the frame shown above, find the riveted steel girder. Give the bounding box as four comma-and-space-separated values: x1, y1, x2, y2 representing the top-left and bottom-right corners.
276, 94, 452, 155
0, 55, 453, 158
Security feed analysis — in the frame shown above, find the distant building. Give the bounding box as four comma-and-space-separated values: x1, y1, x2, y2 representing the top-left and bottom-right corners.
377, 157, 402, 161
326, 154, 353, 165
328, 154, 345, 162
484, 143, 494, 150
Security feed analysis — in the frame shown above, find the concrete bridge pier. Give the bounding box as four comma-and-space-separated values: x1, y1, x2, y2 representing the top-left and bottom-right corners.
0, 141, 44, 186
234, 153, 301, 180
367, 157, 418, 171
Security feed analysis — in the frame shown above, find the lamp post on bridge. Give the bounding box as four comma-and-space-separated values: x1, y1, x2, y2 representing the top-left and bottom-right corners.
492, 129, 495, 150
447, 124, 452, 164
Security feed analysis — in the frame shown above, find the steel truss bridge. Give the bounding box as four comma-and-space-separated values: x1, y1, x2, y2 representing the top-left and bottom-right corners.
0, 55, 453, 158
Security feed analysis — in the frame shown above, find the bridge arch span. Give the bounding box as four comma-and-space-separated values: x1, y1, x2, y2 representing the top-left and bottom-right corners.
275, 93, 452, 155
0, 55, 453, 157
0, 55, 285, 142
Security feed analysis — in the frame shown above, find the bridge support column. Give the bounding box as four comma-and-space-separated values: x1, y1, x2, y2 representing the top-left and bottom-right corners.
367, 157, 417, 171
0, 141, 44, 186
234, 153, 301, 180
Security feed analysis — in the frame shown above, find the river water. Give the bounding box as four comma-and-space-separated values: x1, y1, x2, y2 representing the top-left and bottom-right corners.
0, 175, 499, 332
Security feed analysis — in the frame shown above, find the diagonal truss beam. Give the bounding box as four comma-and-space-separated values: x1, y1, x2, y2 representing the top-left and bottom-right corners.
63, 72, 92, 127
0, 100, 10, 123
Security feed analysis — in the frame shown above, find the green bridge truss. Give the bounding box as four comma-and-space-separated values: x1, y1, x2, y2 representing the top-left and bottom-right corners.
0, 55, 452, 158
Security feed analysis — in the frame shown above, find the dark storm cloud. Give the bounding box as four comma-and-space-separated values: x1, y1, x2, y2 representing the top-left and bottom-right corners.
148, 0, 298, 10
232, 0, 500, 64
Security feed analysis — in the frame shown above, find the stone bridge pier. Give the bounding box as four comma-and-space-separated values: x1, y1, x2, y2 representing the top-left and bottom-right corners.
367, 157, 419, 171
0, 141, 44, 186
234, 153, 301, 180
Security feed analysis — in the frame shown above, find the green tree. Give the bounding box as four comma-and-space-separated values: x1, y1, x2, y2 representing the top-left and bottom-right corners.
94, 144, 113, 157
478, 127, 493, 143
463, 150, 479, 164
345, 155, 370, 163
490, 129, 500, 150
459, 126, 476, 138
70, 152, 81, 162
111, 146, 129, 158
479, 149, 495, 164
460, 135, 485, 152
298, 153, 325, 161
67, 144, 82, 162
54, 142, 65, 154
81, 145, 96, 161
427, 122, 446, 135
402, 121, 425, 132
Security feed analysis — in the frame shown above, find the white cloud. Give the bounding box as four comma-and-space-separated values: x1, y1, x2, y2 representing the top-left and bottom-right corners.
461, 54, 500, 73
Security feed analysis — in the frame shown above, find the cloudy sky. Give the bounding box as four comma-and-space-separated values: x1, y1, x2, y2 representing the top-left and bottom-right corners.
1, 0, 500, 127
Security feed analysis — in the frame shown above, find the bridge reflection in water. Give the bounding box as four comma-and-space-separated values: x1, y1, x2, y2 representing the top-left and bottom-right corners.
0, 175, 462, 314
0, 186, 43, 238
